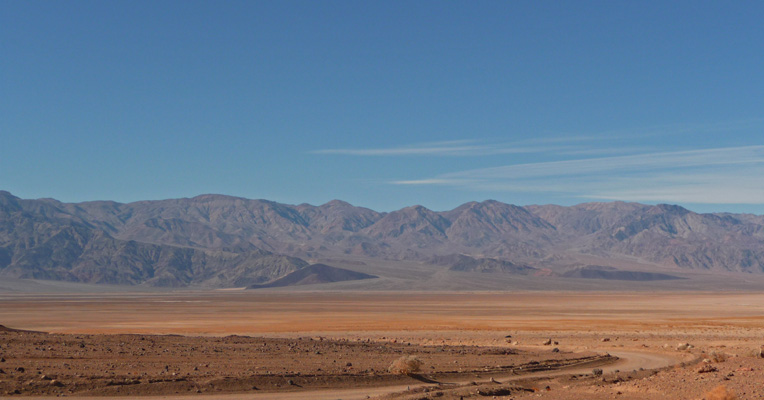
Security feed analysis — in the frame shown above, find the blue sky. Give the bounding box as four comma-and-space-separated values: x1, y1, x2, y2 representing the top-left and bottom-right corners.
2, 1, 764, 213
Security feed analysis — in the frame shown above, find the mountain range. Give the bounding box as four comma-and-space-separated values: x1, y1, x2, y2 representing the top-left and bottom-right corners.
2, 190, 764, 289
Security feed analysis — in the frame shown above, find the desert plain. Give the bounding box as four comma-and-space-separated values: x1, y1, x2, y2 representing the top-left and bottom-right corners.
0, 288, 763, 399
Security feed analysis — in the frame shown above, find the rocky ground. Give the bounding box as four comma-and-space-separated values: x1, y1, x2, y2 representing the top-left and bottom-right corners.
3, 291, 764, 399
0, 328, 599, 397
2, 327, 764, 399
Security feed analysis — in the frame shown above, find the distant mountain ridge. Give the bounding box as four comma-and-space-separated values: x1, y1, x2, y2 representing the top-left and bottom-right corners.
2, 190, 764, 288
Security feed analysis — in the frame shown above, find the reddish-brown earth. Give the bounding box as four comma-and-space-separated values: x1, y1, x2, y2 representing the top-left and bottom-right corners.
0, 330, 606, 398
2, 291, 764, 399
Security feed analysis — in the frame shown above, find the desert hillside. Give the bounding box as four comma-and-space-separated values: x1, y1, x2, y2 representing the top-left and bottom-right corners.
2, 190, 764, 288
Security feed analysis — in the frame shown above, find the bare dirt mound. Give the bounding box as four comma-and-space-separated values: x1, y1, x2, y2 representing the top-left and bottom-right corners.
0, 324, 41, 333
248, 264, 377, 289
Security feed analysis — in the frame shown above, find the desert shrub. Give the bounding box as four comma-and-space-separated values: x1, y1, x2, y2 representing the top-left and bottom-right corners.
705, 385, 737, 400
388, 355, 423, 375
707, 351, 727, 363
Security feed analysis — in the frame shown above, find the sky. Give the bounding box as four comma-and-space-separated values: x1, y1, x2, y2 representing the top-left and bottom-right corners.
2, 1, 764, 214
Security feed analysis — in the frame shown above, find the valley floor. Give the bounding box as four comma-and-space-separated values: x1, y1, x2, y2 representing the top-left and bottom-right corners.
1, 290, 764, 399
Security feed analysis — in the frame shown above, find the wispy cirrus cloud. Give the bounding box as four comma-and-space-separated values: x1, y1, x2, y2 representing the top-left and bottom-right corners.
311, 137, 647, 158
313, 119, 764, 158
392, 145, 764, 204
311, 140, 571, 156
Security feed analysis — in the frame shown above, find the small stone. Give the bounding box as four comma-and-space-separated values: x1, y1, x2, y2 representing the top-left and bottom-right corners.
697, 364, 717, 373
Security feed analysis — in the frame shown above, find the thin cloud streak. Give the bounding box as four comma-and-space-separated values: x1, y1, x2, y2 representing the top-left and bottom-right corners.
441, 145, 764, 179
544, 118, 764, 143
313, 138, 632, 157
314, 120, 764, 158
392, 145, 764, 204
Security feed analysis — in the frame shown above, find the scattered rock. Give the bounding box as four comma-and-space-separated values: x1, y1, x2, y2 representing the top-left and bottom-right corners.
592, 368, 603, 376
476, 387, 514, 396
677, 343, 692, 351
542, 339, 552, 346
551, 348, 560, 353
601, 338, 610, 342
697, 364, 718, 373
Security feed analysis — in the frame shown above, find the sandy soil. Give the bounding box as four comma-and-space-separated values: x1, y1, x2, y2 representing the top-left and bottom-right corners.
1, 291, 764, 399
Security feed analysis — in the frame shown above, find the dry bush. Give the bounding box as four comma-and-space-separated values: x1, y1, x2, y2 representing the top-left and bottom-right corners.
745, 347, 764, 358
707, 351, 727, 363
388, 355, 423, 375
704, 385, 737, 400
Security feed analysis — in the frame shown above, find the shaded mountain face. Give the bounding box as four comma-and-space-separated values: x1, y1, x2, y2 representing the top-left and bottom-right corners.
560, 265, 683, 281
428, 254, 536, 274
248, 264, 377, 289
3, 190, 764, 288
